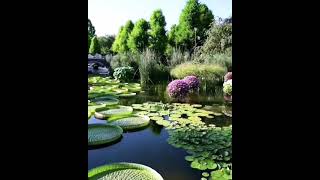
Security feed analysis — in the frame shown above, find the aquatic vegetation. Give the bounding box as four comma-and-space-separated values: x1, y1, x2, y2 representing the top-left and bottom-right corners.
167, 80, 190, 98
167, 125, 232, 177
210, 168, 232, 180
95, 105, 133, 119
88, 162, 164, 180
88, 124, 123, 146
118, 92, 137, 97
223, 79, 232, 95
90, 95, 119, 105
88, 76, 142, 98
183, 75, 200, 90
127, 101, 232, 178
108, 115, 150, 130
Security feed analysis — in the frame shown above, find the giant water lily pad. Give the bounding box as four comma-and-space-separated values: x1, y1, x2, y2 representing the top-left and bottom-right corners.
90, 96, 119, 106
118, 92, 137, 97
88, 162, 164, 180
108, 116, 150, 130
88, 124, 123, 146
95, 106, 133, 119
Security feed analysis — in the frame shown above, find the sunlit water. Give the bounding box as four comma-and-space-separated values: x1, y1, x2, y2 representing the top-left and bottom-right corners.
88, 83, 232, 180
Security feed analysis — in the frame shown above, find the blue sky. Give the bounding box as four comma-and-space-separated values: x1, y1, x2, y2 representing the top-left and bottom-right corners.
89, 0, 232, 36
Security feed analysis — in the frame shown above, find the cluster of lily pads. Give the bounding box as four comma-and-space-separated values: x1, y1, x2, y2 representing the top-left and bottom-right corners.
88, 77, 165, 180
88, 76, 232, 180
88, 103, 152, 146
129, 102, 232, 180
88, 76, 142, 99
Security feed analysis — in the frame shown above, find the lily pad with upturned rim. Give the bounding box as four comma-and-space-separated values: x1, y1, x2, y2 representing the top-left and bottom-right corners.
108, 115, 150, 130
95, 106, 133, 119
88, 124, 123, 146
88, 162, 164, 180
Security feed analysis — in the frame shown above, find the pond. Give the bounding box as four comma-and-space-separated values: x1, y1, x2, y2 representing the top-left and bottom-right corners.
88, 82, 232, 180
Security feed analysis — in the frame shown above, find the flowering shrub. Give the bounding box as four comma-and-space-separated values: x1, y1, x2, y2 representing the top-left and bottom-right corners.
223, 79, 232, 95
167, 80, 190, 98
224, 72, 232, 82
113, 66, 134, 82
183, 76, 200, 90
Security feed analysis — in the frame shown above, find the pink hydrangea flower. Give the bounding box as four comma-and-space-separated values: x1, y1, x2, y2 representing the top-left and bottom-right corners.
167, 80, 190, 98
224, 72, 232, 82
183, 76, 200, 90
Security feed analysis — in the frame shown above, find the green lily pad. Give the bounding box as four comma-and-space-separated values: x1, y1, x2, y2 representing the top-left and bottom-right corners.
185, 156, 195, 161
90, 96, 119, 106
191, 104, 202, 108
150, 116, 164, 121
95, 106, 133, 119
202, 172, 210, 177
88, 124, 123, 146
108, 116, 150, 130
118, 92, 137, 97
155, 120, 171, 127
88, 162, 164, 180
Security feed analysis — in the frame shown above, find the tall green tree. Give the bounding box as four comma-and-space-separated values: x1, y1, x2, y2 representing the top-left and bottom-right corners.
88, 19, 96, 52
149, 9, 167, 56
88, 36, 92, 52
168, 24, 177, 47
88, 19, 96, 38
98, 35, 115, 55
112, 20, 134, 53
173, 0, 214, 51
89, 36, 101, 55
127, 19, 150, 53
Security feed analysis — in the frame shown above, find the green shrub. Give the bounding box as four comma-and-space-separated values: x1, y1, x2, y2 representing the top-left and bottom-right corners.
170, 63, 226, 84
195, 53, 232, 71
110, 52, 139, 77
113, 66, 134, 82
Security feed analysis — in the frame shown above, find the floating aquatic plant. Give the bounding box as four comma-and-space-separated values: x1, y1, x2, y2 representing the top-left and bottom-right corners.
88, 76, 142, 98
167, 125, 232, 174
88, 124, 123, 146
94, 105, 133, 119
108, 115, 150, 130
88, 162, 164, 180
90, 95, 119, 106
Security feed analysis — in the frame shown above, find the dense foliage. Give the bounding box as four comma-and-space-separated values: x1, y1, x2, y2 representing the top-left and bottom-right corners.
171, 63, 226, 84
113, 66, 135, 82
112, 20, 134, 53
149, 9, 167, 57
89, 36, 101, 55
127, 19, 150, 53
88, 19, 96, 51
98, 35, 115, 55
194, 18, 232, 62
170, 0, 214, 51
